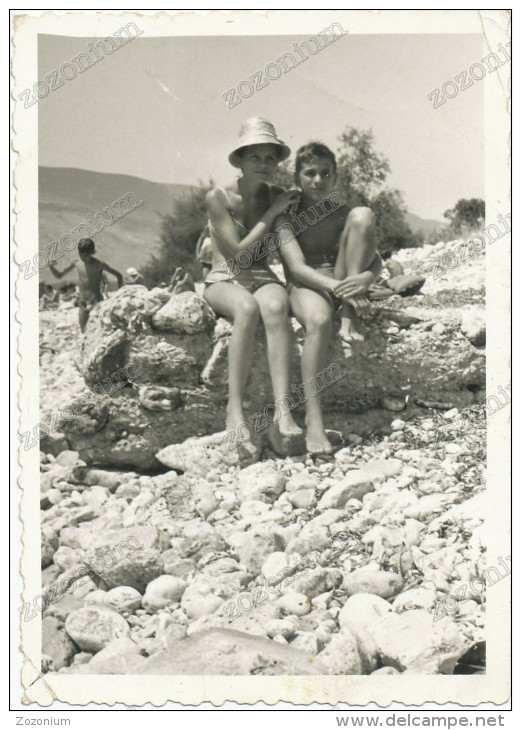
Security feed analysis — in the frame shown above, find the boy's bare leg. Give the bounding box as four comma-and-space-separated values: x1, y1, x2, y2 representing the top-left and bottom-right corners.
204, 282, 260, 433
78, 306, 89, 333
254, 284, 303, 438
334, 207, 377, 342
290, 287, 334, 454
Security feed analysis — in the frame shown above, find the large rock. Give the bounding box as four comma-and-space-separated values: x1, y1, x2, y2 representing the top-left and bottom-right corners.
152, 291, 215, 333
42, 616, 77, 670
317, 476, 374, 510
460, 309, 486, 347
237, 525, 278, 575
317, 627, 376, 675
157, 431, 261, 476
128, 628, 327, 675
343, 568, 403, 599
104, 586, 142, 614
235, 462, 287, 503
369, 610, 465, 673
142, 575, 187, 610
338, 593, 392, 633
64, 607, 130, 653
54, 282, 485, 469
70, 638, 145, 674
90, 547, 164, 593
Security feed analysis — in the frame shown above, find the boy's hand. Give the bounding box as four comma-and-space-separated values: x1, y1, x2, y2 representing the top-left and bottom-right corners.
334, 271, 374, 299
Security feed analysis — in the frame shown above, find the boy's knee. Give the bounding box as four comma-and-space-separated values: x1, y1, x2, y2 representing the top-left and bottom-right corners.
263, 297, 288, 319
307, 311, 333, 332
348, 207, 375, 229
237, 297, 260, 321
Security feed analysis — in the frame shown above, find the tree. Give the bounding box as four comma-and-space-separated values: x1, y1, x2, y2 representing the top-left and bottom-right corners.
443, 198, 485, 235
336, 128, 391, 201
143, 180, 213, 284
335, 127, 417, 255
371, 188, 417, 257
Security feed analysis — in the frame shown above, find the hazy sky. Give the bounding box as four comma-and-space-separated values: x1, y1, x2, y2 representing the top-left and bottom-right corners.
38, 32, 484, 220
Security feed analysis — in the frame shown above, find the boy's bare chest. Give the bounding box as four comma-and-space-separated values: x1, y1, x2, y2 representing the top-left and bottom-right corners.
297, 212, 344, 248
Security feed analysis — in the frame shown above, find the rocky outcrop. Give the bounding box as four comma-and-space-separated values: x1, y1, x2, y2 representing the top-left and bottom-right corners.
43, 271, 485, 469
128, 628, 327, 675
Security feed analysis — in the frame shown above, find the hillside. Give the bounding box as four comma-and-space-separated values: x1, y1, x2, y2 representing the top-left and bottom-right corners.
39, 167, 445, 285
405, 211, 445, 233
38, 167, 194, 282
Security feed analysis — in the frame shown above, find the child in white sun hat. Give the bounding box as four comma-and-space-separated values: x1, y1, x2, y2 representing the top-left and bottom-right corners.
204, 118, 302, 446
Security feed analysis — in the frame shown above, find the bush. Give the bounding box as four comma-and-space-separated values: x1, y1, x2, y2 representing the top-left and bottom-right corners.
335, 127, 416, 256
143, 180, 213, 285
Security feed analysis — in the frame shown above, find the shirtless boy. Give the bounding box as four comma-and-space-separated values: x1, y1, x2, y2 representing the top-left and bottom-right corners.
49, 238, 123, 331
278, 142, 382, 454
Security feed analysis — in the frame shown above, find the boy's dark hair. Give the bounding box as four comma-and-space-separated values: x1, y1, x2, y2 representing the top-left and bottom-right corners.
294, 142, 337, 182
78, 238, 95, 254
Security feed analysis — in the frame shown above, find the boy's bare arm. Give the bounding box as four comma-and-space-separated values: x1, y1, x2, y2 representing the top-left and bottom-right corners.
276, 215, 339, 292
101, 262, 123, 287
206, 187, 299, 258
333, 253, 383, 299
49, 262, 75, 279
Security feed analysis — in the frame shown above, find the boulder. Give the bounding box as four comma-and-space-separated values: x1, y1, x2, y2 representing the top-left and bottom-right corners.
317, 627, 375, 674
392, 586, 437, 613
151, 291, 215, 333
283, 568, 342, 599
276, 592, 311, 617
235, 462, 287, 503
460, 310, 486, 347
104, 586, 142, 614
318, 477, 374, 510
142, 575, 187, 610
64, 607, 130, 653
74, 638, 145, 674
41, 526, 59, 569
157, 431, 261, 476
343, 568, 403, 599
42, 616, 77, 670
369, 610, 465, 673
89, 547, 164, 593
238, 525, 278, 575
338, 593, 392, 633
128, 628, 327, 675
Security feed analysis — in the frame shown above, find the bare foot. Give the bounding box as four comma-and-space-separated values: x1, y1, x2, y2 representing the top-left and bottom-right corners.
226, 405, 251, 443
278, 413, 304, 438
305, 421, 333, 455
339, 316, 364, 342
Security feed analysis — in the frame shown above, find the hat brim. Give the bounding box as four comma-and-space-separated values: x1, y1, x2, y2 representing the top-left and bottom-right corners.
229, 138, 291, 168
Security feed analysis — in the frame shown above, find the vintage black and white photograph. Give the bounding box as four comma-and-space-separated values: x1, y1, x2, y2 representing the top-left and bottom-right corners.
12, 9, 510, 710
